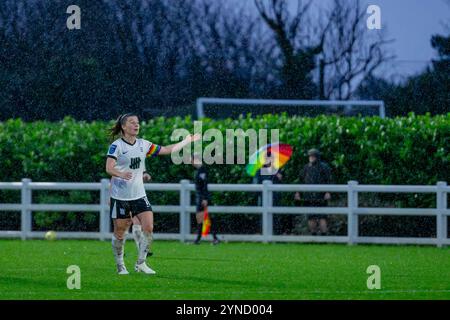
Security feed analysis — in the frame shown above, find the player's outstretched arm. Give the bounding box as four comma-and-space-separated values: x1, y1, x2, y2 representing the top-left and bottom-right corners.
157, 134, 201, 156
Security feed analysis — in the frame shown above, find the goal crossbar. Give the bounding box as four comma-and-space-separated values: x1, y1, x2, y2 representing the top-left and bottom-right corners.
196, 97, 386, 119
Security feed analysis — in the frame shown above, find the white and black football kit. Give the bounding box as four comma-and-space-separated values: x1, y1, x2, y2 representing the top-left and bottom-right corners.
107, 138, 161, 219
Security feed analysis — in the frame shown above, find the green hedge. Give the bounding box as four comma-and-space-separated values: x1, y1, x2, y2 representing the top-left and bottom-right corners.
1, 113, 448, 183
0, 113, 449, 234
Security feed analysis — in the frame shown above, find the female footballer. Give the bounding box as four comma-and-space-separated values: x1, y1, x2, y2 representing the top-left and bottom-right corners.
110, 169, 152, 256
106, 113, 199, 275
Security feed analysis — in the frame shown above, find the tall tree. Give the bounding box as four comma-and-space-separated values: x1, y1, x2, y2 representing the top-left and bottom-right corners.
255, 0, 323, 99
322, 0, 393, 100
358, 32, 450, 116
254, 0, 391, 100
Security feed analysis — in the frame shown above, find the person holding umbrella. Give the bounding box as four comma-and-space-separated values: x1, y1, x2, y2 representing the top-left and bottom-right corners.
247, 144, 294, 233
252, 151, 283, 206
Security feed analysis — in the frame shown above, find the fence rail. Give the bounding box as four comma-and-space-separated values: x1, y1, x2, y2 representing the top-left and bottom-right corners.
0, 179, 448, 246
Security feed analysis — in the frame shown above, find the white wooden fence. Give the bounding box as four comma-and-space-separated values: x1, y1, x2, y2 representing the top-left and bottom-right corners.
0, 179, 448, 247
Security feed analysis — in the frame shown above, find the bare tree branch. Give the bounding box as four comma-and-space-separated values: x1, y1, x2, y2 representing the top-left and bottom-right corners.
322, 0, 393, 99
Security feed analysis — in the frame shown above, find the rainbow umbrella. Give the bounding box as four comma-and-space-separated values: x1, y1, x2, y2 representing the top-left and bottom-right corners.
246, 143, 293, 177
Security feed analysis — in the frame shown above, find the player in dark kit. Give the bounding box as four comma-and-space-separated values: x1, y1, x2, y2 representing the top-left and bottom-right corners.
191, 154, 220, 245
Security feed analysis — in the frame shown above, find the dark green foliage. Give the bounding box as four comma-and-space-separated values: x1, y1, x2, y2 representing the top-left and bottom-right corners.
0, 113, 448, 185
0, 114, 448, 234
33, 191, 98, 231
0, 0, 281, 121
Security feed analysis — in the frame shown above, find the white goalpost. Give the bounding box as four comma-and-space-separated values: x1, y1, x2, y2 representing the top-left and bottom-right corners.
196, 97, 386, 119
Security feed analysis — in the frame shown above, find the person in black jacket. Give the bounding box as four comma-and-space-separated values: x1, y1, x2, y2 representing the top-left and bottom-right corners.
192, 154, 220, 245
294, 149, 332, 235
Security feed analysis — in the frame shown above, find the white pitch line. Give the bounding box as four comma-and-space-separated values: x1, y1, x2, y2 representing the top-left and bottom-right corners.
3, 289, 450, 296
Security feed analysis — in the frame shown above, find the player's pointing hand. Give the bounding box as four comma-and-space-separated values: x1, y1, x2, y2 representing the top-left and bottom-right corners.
186, 133, 201, 143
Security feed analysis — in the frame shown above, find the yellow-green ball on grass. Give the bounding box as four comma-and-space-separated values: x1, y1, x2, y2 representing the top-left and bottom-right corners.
45, 230, 57, 241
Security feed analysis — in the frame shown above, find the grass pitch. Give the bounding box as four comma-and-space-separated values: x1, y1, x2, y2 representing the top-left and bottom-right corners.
1, 239, 449, 300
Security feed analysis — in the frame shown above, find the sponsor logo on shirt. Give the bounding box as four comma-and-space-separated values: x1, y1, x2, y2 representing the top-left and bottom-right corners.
108, 144, 117, 154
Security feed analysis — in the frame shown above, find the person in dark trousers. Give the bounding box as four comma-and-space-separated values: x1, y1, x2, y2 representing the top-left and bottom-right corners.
295, 149, 332, 235
192, 154, 220, 245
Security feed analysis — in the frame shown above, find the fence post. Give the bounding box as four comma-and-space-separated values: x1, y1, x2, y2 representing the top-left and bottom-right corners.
436, 181, 447, 248
20, 178, 32, 240
179, 180, 191, 242
379, 101, 386, 119
347, 181, 359, 245
99, 179, 110, 241
262, 180, 272, 243
185, 183, 192, 240
268, 181, 273, 241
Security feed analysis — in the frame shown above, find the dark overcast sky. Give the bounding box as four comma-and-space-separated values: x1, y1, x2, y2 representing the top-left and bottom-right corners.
244, 0, 449, 80
366, 0, 449, 80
